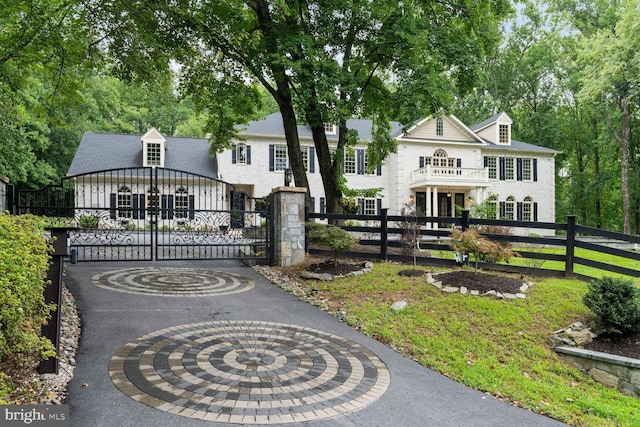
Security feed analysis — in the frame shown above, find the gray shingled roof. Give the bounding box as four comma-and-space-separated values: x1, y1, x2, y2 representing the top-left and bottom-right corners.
470, 112, 503, 132
238, 113, 405, 140
67, 132, 217, 176
482, 139, 559, 154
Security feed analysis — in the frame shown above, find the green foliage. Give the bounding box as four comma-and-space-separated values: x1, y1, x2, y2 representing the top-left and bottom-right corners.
468, 192, 499, 219
78, 215, 99, 229
341, 198, 359, 215
449, 228, 516, 272
0, 214, 56, 399
582, 276, 640, 334
306, 221, 355, 266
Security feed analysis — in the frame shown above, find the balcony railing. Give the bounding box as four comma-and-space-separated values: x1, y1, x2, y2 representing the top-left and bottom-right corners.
411, 166, 489, 187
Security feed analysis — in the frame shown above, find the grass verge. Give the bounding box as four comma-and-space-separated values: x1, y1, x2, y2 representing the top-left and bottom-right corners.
283, 260, 640, 426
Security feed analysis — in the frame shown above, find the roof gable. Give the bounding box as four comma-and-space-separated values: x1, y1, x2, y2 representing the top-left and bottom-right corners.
399, 114, 484, 144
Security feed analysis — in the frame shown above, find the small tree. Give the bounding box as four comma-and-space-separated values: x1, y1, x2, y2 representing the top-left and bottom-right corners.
306, 222, 355, 267
400, 202, 422, 271
449, 228, 516, 272
583, 276, 640, 334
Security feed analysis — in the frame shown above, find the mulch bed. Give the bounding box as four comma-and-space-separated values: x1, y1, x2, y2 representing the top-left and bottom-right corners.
435, 270, 526, 294
582, 327, 640, 360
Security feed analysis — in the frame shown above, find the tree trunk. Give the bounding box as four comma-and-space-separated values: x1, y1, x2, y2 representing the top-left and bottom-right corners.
620, 97, 631, 234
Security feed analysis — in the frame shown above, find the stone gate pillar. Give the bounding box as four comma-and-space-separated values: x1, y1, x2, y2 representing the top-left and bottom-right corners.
271, 186, 306, 266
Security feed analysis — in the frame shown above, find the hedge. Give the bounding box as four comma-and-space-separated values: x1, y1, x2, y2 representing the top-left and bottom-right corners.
0, 214, 55, 402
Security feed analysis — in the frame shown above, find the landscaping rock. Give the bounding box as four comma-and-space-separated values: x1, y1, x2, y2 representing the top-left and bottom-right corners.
391, 301, 408, 311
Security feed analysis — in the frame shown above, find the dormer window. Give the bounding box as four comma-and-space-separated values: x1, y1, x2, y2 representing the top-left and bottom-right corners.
141, 128, 167, 167
499, 124, 510, 144
324, 123, 336, 135
146, 142, 162, 166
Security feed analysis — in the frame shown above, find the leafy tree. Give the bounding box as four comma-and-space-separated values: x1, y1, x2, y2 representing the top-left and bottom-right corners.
87, 0, 511, 214
400, 202, 423, 271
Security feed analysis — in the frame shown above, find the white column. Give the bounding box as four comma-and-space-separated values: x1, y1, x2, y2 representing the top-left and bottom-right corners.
432, 186, 438, 230
425, 186, 432, 229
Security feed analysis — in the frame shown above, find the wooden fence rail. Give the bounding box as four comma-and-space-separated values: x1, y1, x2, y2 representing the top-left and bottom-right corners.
305, 209, 640, 281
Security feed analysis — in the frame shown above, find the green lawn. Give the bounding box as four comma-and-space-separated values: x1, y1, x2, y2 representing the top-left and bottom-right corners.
293, 260, 640, 427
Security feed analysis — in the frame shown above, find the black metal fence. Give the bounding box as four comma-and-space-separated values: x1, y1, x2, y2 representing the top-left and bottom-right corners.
8, 168, 270, 262
306, 209, 640, 280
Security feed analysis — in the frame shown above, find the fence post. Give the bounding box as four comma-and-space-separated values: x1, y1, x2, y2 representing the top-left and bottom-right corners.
461, 209, 470, 231
6, 182, 15, 214
565, 215, 576, 278
39, 228, 70, 374
380, 208, 388, 260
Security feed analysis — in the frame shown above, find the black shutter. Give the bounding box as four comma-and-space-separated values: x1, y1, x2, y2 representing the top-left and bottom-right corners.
456, 158, 462, 168
357, 149, 365, 175
499, 157, 506, 180
269, 145, 275, 171
139, 194, 145, 220
376, 164, 382, 175
309, 147, 315, 173
188, 195, 195, 220
247, 146, 251, 165
499, 202, 506, 219
533, 159, 538, 182
132, 195, 139, 219
533, 203, 538, 221
109, 193, 117, 219
517, 202, 523, 220
357, 198, 364, 215
320, 197, 325, 214
310, 197, 315, 213
161, 195, 168, 219
517, 158, 523, 181
162, 195, 174, 219
376, 199, 382, 215
484, 156, 488, 167
419, 156, 425, 168
232, 144, 237, 164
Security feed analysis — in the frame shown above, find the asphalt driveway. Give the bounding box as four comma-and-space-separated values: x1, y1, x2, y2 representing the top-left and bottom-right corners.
64, 260, 568, 427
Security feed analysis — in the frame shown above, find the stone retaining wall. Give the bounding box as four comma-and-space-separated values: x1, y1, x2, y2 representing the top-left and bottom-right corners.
555, 346, 640, 397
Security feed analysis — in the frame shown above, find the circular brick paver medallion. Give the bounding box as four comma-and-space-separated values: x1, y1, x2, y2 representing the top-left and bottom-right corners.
109, 320, 390, 424
91, 267, 254, 296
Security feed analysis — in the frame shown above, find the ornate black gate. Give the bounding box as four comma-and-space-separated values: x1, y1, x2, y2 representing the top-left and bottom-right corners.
13, 168, 270, 262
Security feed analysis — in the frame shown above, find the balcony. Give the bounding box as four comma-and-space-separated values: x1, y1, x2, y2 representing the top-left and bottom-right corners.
410, 166, 489, 188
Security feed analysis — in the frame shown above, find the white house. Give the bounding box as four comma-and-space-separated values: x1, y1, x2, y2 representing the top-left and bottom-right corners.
222, 112, 558, 231
68, 112, 557, 234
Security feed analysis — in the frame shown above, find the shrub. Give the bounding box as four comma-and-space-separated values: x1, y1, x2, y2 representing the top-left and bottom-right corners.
449, 228, 516, 272
0, 214, 56, 401
582, 276, 640, 334
79, 215, 99, 228
306, 221, 355, 266
400, 202, 422, 270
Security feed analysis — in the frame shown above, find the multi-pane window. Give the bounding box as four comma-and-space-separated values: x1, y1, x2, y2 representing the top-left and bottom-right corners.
499, 124, 509, 144
324, 123, 336, 134
344, 150, 356, 174
505, 196, 515, 220
436, 118, 444, 136
147, 142, 161, 166
117, 185, 132, 218
175, 187, 189, 218
487, 157, 497, 179
236, 143, 247, 165
274, 145, 287, 171
523, 196, 533, 221
363, 198, 377, 215
522, 158, 532, 181
301, 147, 310, 171
505, 158, 515, 180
